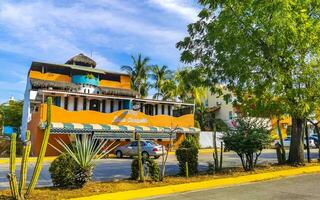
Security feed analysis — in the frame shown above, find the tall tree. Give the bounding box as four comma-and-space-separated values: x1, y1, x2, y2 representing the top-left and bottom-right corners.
175, 67, 206, 104
0, 100, 23, 128
150, 65, 173, 100
121, 54, 151, 98
177, 0, 320, 165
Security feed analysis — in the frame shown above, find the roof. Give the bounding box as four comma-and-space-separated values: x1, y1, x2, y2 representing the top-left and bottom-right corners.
65, 53, 96, 68
30, 61, 129, 76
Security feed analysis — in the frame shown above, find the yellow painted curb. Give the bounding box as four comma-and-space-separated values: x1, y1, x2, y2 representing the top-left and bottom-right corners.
0, 156, 56, 164
69, 166, 320, 200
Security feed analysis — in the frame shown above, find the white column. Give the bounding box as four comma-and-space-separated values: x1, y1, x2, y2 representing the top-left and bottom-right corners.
68, 96, 74, 111
61, 96, 65, 109
86, 98, 90, 110
114, 100, 119, 111
158, 104, 162, 115
106, 99, 111, 113
78, 97, 83, 111
163, 104, 168, 115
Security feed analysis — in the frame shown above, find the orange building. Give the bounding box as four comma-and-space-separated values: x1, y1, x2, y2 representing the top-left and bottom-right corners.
22, 54, 198, 156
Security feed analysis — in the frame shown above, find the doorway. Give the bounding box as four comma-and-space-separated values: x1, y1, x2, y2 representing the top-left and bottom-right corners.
89, 99, 101, 111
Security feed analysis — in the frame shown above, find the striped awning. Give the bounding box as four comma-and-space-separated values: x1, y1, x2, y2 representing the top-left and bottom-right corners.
39, 122, 200, 134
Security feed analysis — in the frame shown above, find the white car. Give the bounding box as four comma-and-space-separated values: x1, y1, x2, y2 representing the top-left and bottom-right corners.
280, 136, 316, 148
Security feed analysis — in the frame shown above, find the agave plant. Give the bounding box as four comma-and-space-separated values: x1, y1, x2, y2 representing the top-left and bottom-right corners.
51, 135, 117, 187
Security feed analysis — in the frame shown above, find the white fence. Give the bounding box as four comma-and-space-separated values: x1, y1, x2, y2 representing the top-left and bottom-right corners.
199, 131, 224, 148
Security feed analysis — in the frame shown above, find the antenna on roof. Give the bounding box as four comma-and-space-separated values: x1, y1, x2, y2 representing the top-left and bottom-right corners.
90, 51, 93, 58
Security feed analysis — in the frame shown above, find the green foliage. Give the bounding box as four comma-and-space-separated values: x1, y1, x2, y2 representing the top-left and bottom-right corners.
26, 97, 52, 197
177, 0, 320, 164
207, 161, 215, 175
19, 131, 31, 192
49, 154, 77, 188
7, 133, 19, 199
223, 118, 272, 171
85, 74, 95, 79
121, 54, 151, 98
175, 67, 206, 104
149, 65, 173, 100
130, 158, 160, 182
175, 137, 199, 176
130, 158, 140, 180
0, 100, 23, 128
53, 135, 116, 187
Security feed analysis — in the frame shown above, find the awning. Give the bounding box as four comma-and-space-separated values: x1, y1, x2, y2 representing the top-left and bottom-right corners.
39, 122, 200, 139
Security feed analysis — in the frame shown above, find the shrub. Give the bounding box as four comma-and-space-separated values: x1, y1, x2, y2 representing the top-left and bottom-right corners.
55, 135, 115, 188
146, 158, 160, 181
131, 158, 160, 181
49, 154, 77, 187
207, 161, 215, 175
175, 137, 199, 176
223, 118, 272, 171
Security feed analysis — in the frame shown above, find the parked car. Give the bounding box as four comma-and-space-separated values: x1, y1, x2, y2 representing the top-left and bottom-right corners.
115, 140, 166, 159
309, 135, 319, 147
279, 136, 317, 148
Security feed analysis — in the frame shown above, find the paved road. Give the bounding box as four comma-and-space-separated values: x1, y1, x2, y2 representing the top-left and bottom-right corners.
146, 173, 320, 200
0, 149, 318, 189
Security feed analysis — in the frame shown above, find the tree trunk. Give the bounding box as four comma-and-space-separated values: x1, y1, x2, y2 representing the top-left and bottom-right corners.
276, 117, 286, 163
305, 120, 310, 163
314, 125, 320, 160
288, 117, 304, 165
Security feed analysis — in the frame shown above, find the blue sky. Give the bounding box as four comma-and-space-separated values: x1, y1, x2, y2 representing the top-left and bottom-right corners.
0, 0, 200, 103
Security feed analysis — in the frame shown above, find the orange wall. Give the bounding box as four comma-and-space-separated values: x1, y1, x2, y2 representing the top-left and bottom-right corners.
271, 116, 291, 138
99, 75, 131, 90
28, 105, 195, 155
29, 70, 71, 82
30, 70, 131, 90
37, 105, 195, 128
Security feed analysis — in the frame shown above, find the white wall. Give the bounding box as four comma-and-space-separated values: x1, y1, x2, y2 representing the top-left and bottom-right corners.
199, 131, 223, 148
21, 78, 32, 141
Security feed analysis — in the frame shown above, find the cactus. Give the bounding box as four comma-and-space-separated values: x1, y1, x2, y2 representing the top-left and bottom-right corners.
19, 130, 31, 193
6, 98, 52, 199
137, 134, 144, 182
7, 133, 19, 199
25, 97, 52, 197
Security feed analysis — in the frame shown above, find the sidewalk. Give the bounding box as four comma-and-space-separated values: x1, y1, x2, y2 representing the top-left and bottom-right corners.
70, 165, 320, 200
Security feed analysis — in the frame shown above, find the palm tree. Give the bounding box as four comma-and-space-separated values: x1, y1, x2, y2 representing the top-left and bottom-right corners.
121, 54, 151, 98
175, 68, 206, 104
161, 79, 177, 101
150, 65, 173, 100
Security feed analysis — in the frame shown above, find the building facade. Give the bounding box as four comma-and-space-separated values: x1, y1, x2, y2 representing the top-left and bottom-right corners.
22, 54, 199, 156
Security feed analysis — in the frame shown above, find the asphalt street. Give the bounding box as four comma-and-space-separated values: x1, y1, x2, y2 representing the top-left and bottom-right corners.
0, 149, 318, 190
145, 173, 320, 200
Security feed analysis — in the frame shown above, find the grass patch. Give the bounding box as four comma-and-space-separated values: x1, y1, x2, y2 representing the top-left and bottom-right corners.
0, 162, 319, 200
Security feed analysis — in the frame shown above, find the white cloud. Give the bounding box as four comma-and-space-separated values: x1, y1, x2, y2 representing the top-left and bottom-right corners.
149, 0, 199, 22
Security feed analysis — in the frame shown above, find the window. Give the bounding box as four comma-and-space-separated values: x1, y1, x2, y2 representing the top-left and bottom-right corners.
140, 103, 143, 112
53, 96, 61, 107
155, 104, 158, 115
110, 100, 114, 112
64, 97, 68, 110
168, 105, 171, 115
130, 141, 138, 146
74, 97, 78, 111
161, 104, 165, 114
102, 100, 106, 113
118, 100, 122, 110
83, 98, 87, 110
